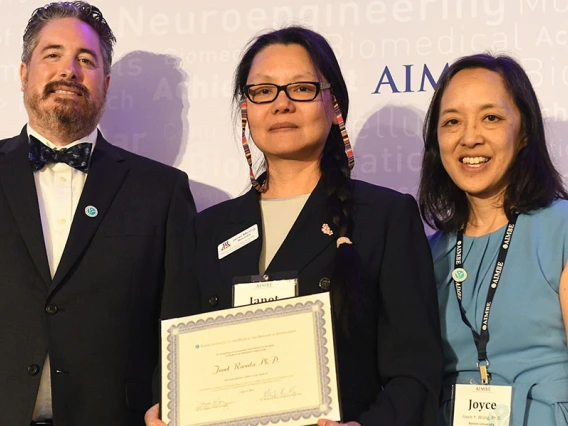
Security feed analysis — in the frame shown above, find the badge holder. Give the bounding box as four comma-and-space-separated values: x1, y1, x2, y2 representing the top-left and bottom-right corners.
232, 271, 299, 308
450, 381, 512, 426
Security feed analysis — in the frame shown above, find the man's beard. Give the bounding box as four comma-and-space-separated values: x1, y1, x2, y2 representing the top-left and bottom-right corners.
24, 80, 106, 142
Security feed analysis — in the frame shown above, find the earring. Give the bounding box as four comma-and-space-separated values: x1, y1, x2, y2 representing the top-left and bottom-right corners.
241, 100, 266, 193
332, 96, 354, 170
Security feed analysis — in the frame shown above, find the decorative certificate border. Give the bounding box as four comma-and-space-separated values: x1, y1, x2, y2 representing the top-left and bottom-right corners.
165, 298, 334, 426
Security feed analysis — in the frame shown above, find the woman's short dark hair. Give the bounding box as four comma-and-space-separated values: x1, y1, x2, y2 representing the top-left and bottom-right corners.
233, 26, 359, 331
419, 53, 568, 232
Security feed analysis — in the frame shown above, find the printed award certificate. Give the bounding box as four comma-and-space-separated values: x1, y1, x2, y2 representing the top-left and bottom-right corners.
161, 293, 340, 426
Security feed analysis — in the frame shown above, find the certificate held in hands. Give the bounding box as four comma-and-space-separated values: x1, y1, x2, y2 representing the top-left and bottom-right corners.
161, 293, 340, 426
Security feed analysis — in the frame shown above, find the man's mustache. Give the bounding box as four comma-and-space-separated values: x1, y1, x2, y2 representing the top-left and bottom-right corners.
42, 80, 89, 99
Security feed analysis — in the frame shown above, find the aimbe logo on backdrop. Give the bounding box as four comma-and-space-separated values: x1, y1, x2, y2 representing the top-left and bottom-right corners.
372, 63, 449, 94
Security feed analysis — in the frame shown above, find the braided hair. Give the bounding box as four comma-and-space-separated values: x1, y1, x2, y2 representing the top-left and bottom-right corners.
233, 26, 359, 332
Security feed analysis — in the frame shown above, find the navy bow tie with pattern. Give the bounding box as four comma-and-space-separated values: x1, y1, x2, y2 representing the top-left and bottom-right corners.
29, 135, 92, 173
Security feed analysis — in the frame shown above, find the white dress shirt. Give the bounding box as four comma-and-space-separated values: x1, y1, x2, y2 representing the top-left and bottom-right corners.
27, 124, 98, 420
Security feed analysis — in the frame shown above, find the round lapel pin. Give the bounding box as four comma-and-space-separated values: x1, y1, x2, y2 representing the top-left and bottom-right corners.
452, 267, 467, 283
85, 205, 98, 218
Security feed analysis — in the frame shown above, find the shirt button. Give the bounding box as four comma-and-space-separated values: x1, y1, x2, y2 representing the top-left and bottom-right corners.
58, 218, 66, 225
208, 295, 219, 307
59, 177, 67, 183
28, 364, 40, 376
46, 304, 59, 315
319, 277, 331, 290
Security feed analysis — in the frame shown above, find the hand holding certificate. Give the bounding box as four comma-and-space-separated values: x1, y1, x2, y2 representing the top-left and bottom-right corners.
161, 293, 340, 426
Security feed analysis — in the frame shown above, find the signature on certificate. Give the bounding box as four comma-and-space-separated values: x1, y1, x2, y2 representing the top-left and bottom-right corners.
261, 386, 301, 400
196, 399, 233, 411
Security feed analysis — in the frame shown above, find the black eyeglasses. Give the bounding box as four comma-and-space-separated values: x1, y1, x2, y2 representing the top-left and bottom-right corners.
243, 81, 332, 104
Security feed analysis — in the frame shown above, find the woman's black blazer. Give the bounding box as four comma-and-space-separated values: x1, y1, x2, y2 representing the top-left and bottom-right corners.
180, 178, 443, 426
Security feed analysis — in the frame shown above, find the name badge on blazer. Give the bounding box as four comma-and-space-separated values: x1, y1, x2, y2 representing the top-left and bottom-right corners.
452, 384, 512, 426
218, 224, 259, 259
232, 272, 298, 308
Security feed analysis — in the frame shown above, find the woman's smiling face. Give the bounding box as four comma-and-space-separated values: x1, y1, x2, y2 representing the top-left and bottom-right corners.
437, 67, 525, 202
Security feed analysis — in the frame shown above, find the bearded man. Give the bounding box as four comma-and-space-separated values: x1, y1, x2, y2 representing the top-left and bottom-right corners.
0, 2, 198, 425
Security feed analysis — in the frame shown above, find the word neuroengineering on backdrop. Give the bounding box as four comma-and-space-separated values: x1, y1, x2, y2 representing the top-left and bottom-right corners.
372, 63, 449, 94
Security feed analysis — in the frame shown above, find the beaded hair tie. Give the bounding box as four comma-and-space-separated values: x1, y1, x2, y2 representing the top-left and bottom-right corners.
332, 96, 354, 170
241, 100, 267, 193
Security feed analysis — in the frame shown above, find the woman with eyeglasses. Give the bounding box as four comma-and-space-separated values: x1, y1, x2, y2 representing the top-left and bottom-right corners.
145, 26, 443, 426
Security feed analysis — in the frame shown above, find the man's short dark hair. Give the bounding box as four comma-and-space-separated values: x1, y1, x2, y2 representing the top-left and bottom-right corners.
22, 1, 116, 74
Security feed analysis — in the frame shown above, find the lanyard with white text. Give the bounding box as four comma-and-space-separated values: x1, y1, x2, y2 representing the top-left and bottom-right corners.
452, 213, 518, 385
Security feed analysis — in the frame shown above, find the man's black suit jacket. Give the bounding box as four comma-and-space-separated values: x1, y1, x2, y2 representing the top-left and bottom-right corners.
184, 178, 443, 426
0, 128, 199, 426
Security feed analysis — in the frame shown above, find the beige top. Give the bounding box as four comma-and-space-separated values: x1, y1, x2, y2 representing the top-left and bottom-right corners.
259, 194, 310, 273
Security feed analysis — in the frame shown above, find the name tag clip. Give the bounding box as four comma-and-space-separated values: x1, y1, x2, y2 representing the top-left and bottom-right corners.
477, 359, 491, 385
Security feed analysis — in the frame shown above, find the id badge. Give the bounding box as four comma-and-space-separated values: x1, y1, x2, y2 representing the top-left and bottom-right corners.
232, 271, 298, 308
451, 384, 512, 426
218, 224, 259, 259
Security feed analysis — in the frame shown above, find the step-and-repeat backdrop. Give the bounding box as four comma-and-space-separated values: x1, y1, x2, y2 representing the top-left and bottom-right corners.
1, 0, 566, 211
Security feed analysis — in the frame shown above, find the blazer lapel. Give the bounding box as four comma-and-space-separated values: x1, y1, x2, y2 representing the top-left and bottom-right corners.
50, 133, 128, 291
265, 179, 336, 275
216, 188, 263, 285
212, 179, 336, 289
0, 128, 51, 286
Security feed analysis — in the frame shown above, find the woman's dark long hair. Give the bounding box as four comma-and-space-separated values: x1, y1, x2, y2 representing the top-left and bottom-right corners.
419, 53, 568, 232
233, 26, 359, 331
